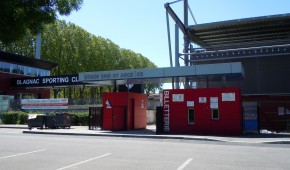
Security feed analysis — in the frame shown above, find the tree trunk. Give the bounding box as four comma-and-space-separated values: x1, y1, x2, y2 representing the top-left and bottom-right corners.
80, 86, 84, 98
53, 89, 59, 98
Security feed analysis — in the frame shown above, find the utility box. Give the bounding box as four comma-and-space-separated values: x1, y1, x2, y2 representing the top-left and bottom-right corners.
160, 88, 242, 136
102, 92, 147, 131
27, 114, 46, 130
55, 113, 72, 129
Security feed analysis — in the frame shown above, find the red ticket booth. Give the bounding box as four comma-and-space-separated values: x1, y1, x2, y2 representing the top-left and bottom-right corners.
102, 92, 147, 131
161, 88, 242, 136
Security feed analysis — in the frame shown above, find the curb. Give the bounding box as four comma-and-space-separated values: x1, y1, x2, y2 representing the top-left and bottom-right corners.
22, 130, 290, 144
0, 126, 28, 129
262, 141, 290, 144
1, 125, 288, 144
22, 130, 223, 142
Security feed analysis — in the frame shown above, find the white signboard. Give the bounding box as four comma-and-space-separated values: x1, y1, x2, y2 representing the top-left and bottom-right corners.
21, 98, 68, 110
199, 97, 207, 103
0, 95, 14, 112
278, 107, 285, 115
105, 100, 112, 109
210, 97, 218, 103
172, 94, 184, 102
222, 93, 235, 101
210, 97, 218, 109
187, 101, 194, 107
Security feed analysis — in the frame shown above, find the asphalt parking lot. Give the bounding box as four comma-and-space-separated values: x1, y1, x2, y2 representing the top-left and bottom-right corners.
1, 128, 290, 170
0, 129, 201, 170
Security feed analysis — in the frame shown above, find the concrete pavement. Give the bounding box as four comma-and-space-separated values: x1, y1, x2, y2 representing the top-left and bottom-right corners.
1, 124, 290, 144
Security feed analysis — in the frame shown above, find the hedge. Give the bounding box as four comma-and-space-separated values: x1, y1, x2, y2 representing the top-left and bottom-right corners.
70, 112, 89, 126
0, 111, 89, 126
1, 111, 29, 124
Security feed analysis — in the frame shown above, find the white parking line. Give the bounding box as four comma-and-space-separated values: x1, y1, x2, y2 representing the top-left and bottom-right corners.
0, 149, 46, 159
177, 158, 193, 170
56, 153, 111, 170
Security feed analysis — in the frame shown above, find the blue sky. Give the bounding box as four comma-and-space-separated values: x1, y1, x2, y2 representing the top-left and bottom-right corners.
59, 0, 290, 68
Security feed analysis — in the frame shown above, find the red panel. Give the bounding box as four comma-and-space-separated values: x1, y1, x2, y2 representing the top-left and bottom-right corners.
130, 93, 147, 129
102, 92, 147, 131
163, 88, 242, 136
102, 92, 114, 130
112, 107, 125, 130
127, 99, 134, 130
102, 108, 113, 130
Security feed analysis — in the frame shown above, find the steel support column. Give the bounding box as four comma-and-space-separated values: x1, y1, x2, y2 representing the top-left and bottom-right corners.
175, 24, 180, 89
166, 11, 174, 89
184, 0, 190, 88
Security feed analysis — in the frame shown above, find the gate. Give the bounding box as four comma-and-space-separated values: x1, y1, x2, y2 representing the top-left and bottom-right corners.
259, 101, 290, 132
89, 107, 103, 130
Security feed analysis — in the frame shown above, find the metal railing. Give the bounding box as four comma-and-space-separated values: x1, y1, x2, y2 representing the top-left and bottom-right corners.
68, 98, 102, 105
6, 98, 159, 111
6, 98, 102, 111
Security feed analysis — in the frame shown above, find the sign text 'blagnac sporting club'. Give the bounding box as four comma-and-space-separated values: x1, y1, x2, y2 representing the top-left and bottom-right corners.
11, 75, 82, 87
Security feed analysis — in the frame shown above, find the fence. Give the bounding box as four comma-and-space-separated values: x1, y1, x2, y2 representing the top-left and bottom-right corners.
3, 98, 158, 125
68, 98, 102, 105
5, 98, 102, 111
88, 107, 103, 130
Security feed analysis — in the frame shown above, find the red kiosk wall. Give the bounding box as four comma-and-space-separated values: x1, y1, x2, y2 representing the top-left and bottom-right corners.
163, 88, 242, 136
102, 92, 127, 130
102, 92, 147, 131
130, 93, 147, 129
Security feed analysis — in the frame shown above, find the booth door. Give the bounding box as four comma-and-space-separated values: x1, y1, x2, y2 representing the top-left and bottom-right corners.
112, 107, 125, 131
243, 102, 259, 133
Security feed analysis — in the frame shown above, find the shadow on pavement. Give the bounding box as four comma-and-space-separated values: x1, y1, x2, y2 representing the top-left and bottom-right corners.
240, 133, 290, 138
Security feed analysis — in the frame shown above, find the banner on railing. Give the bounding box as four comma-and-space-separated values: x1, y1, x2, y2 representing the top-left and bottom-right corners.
21, 98, 68, 110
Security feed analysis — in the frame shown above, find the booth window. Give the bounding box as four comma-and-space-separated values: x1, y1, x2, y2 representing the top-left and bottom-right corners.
212, 109, 219, 120
188, 108, 194, 124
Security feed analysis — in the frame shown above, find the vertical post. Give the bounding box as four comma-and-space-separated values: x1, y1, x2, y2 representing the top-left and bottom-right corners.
222, 76, 227, 88
166, 12, 173, 68
183, 0, 190, 88
113, 80, 117, 92
166, 12, 174, 89
175, 24, 180, 89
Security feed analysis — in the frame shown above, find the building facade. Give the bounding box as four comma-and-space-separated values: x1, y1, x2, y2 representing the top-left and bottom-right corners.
0, 51, 57, 102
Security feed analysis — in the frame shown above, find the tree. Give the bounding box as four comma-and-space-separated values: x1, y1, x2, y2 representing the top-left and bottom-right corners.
119, 49, 163, 94
0, 20, 162, 97
0, 0, 83, 44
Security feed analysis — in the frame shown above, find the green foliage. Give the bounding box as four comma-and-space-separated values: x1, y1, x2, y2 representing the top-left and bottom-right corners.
70, 112, 89, 126
0, 20, 163, 97
0, 111, 88, 126
17, 112, 30, 124
1, 111, 28, 124
0, 0, 83, 44
118, 49, 163, 93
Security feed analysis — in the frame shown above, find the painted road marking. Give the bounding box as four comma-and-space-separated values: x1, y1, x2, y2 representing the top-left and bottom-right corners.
0, 149, 46, 160
56, 153, 111, 170
177, 158, 193, 170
